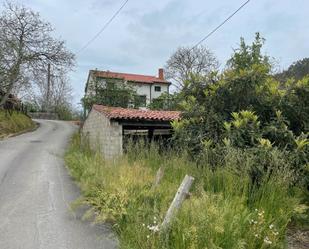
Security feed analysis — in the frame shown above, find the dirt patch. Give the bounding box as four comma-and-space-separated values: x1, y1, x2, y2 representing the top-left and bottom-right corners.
287, 229, 309, 249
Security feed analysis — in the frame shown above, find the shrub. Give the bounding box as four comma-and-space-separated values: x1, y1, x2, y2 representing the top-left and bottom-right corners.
224, 110, 261, 148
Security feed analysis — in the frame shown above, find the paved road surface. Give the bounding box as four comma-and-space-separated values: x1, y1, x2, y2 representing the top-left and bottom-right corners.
0, 120, 117, 249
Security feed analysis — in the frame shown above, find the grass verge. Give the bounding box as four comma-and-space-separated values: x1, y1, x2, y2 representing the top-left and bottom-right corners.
65, 133, 303, 249
0, 110, 36, 138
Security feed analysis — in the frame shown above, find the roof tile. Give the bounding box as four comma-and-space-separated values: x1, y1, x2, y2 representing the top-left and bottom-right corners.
93, 70, 170, 84
92, 104, 181, 122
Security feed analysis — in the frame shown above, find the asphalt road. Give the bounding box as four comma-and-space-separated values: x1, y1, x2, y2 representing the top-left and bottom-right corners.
0, 120, 117, 249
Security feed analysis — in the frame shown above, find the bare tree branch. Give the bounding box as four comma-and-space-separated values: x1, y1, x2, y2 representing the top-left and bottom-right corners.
164, 45, 219, 90
0, 1, 75, 107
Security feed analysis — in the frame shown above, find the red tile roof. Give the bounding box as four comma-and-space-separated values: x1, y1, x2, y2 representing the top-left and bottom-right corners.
92, 104, 181, 122
92, 70, 170, 85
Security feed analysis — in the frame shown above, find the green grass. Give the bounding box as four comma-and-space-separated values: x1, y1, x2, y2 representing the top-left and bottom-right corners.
0, 110, 35, 138
65, 133, 301, 249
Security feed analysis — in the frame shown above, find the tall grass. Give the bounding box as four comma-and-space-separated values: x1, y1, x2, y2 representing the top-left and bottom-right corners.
0, 110, 35, 138
65, 133, 300, 249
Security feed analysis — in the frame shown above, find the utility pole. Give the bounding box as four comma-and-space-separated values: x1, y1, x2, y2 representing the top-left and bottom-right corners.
46, 63, 51, 111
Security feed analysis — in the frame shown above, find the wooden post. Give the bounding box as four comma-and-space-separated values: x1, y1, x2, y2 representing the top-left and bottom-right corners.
151, 167, 164, 190
148, 128, 154, 141
161, 175, 194, 231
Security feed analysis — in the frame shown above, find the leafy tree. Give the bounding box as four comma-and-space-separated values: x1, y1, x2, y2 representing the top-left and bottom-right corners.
148, 92, 180, 110
227, 33, 271, 71
171, 33, 309, 195
172, 33, 282, 153
82, 78, 138, 113
280, 76, 309, 134
220, 33, 277, 120
276, 58, 309, 82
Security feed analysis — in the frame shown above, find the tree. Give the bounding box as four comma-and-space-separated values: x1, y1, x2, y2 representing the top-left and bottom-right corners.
273, 58, 309, 134
226, 33, 271, 72
280, 76, 309, 134
81, 77, 139, 114
212, 33, 279, 122
21, 65, 76, 121
164, 45, 219, 90
0, 1, 74, 107
276, 58, 309, 82
148, 92, 181, 110
172, 33, 282, 153
25, 67, 73, 112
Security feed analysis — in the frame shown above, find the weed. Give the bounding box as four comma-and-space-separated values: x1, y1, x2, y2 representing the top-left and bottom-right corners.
65, 133, 301, 249
0, 110, 35, 138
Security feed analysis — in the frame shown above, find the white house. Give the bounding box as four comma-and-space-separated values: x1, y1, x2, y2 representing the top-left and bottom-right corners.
84, 68, 171, 106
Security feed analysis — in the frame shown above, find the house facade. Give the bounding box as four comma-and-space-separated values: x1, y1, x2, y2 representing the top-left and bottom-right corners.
84, 68, 171, 106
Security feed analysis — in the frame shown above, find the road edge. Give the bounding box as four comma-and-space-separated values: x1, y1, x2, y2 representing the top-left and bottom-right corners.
0, 122, 40, 140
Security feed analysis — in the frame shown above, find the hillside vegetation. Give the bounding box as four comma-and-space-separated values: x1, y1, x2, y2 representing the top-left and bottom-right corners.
65, 134, 305, 249
0, 110, 35, 138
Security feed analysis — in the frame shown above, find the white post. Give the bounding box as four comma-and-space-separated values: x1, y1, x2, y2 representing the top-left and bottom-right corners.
161, 174, 194, 230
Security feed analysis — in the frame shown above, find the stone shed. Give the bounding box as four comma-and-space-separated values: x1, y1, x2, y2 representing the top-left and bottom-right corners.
82, 104, 181, 159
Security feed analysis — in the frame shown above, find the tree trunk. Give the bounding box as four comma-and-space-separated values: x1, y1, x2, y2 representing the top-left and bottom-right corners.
0, 61, 21, 108
0, 82, 15, 107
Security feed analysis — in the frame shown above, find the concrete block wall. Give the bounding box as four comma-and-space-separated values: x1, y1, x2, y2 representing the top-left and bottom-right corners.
82, 109, 123, 160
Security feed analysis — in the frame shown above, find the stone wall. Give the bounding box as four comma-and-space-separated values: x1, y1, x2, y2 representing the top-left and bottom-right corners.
82, 109, 123, 160
29, 112, 59, 120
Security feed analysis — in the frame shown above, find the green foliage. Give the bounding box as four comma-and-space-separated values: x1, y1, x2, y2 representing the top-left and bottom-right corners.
262, 110, 295, 149
69, 33, 309, 248
82, 78, 141, 112
55, 104, 74, 120
148, 92, 181, 110
224, 110, 261, 148
227, 33, 271, 72
65, 133, 300, 249
172, 34, 280, 153
171, 33, 309, 198
23, 102, 40, 112
0, 110, 35, 137
172, 33, 309, 156
276, 57, 309, 82
280, 76, 309, 134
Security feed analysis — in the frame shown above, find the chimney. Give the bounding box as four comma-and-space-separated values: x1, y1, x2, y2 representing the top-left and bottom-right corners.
158, 68, 164, 80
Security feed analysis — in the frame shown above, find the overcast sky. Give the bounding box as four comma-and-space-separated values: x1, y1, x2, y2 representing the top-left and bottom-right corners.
19, 0, 309, 108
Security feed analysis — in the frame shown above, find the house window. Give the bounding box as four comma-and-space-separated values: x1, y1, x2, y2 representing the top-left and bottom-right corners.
154, 86, 161, 92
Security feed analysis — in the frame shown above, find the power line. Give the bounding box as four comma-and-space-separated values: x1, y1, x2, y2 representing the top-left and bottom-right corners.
77, 0, 129, 54
192, 0, 251, 49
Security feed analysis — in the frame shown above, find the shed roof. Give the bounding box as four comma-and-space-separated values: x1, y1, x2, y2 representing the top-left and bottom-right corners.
92, 104, 181, 122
